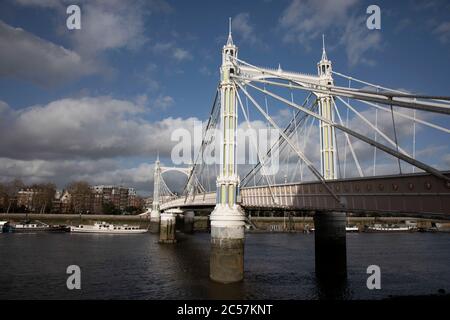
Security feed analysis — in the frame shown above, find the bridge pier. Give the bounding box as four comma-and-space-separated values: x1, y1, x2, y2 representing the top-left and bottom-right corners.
313, 211, 347, 281
159, 211, 177, 244
210, 207, 246, 284
183, 211, 195, 233
149, 210, 160, 233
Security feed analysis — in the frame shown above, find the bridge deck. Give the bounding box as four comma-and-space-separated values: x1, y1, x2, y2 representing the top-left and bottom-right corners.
161, 172, 450, 217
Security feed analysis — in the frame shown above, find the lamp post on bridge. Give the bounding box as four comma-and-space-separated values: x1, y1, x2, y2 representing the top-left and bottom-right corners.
209, 18, 246, 284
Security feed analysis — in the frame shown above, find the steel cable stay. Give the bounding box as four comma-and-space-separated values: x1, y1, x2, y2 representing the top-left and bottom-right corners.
354, 99, 450, 134
232, 56, 450, 111
332, 70, 450, 105
243, 81, 450, 183
332, 98, 364, 177
229, 65, 450, 115
251, 101, 318, 187
335, 96, 411, 157
234, 85, 279, 205
182, 88, 220, 200
240, 93, 316, 187
235, 80, 343, 205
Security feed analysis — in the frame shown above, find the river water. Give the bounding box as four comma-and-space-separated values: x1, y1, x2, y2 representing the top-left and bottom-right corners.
0, 232, 449, 299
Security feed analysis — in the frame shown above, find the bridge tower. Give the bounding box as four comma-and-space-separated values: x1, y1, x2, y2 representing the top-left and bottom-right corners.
317, 35, 337, 180
150, 158, 161, 232
209, 18, 246, 283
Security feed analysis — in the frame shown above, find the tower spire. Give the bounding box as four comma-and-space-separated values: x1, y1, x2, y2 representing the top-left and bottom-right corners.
227, 17, 234, 46
321, 34, 328, 61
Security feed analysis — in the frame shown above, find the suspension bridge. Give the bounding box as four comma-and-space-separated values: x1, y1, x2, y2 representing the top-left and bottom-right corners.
146, 20, 450, 283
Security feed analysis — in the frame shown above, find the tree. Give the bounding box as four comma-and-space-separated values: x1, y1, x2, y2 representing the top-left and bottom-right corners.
102, 202, 121, 215
30, 183, 56, 213
67, 181, 93, 214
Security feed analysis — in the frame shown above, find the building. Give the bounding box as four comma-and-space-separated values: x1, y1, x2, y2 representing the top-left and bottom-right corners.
91, 185, 139, 213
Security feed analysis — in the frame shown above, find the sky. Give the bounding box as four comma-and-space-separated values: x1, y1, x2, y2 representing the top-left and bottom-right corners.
0, 0, 449, 196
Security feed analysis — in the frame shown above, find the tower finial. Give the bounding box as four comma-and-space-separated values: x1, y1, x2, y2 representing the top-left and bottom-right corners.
321, 34, 328, 61
226, 17, 234, 46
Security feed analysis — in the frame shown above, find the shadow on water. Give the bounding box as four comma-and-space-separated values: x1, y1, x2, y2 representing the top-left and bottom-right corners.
167, 231, 246, 299
315, 274, 351, 300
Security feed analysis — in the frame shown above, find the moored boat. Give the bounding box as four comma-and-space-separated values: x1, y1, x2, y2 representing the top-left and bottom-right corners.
70, 221, 147, 234
12, 220, 51, 233
346, 226, 359, 232
0, 221, 9, 233
365, 224, 415, 233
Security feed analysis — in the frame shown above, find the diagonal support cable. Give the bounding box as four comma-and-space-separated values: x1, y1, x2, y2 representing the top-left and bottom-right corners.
236, 80, 342, 204
332, 99, 364, 177
335, 96, 410, 157
243, 81, 450, 183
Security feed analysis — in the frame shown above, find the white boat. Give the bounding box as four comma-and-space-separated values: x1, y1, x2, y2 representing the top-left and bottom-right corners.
0, 221, 8, 233
307, 226, 359, 232
70, 221, 148, 234
346, 226, 359, 232
365, 224, 414, 232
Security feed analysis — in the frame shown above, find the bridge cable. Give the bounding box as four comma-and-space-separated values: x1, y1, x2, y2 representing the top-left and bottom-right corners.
236, 80, 342, 204
240, 92, 314, 186
390, 102, 403, 175
241, 80, 450, 183
234, 85, 279, 205
332, 98, 364, 177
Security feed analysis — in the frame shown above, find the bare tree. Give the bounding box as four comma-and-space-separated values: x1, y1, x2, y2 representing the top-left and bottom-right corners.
67, 181, 93, 214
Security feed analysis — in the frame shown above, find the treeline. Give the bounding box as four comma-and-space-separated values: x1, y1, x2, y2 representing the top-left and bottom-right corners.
0, 179, 144, 215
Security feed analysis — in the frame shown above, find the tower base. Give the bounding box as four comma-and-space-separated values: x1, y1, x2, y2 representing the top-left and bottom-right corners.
209, 205, 245, 284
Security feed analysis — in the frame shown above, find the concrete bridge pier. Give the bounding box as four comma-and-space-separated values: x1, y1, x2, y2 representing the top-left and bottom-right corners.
149, 210, 160, 233
313, 211, 347, 281
210, 207, 246, 284
183, 211, 195, 233
159, 210, 177, 244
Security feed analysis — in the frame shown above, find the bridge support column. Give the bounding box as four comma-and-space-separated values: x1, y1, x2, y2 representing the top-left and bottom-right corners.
149, 210, 160, 233
313, 211, 347, 281
210, 207, 245, 284
183, 211, 195, 234
159, 211, 177, 244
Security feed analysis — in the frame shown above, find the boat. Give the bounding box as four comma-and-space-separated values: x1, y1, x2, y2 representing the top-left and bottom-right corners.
346, 226, 359, 232
307, 226, 359, 233
0, 221, 9, 233
12, 220, 52, 233
70, 221, 148, 234
365, 224, 415, 233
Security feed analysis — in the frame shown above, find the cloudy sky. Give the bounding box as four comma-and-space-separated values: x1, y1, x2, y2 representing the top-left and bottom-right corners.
0, 0, 449, 195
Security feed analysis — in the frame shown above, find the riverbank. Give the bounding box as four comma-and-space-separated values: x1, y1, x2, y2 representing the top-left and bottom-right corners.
2, 213, 450, 232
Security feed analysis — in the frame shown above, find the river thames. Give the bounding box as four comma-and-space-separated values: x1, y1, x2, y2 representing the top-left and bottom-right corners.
1, 232, 449, 300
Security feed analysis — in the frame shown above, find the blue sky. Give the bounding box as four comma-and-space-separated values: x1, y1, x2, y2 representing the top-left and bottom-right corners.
0, 0, 449, 195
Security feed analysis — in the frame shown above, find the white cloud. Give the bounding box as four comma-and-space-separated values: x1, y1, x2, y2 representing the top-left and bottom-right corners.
152, 42, 192, 62
278, 0, 381, 66
233, 12, 262, 46
173, 47, 192, 61
0, 97, 194, 161
340, 15, 382, 67
433, 21, 450, 44
0, 20, 96, 86
70, 1, 149, 56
